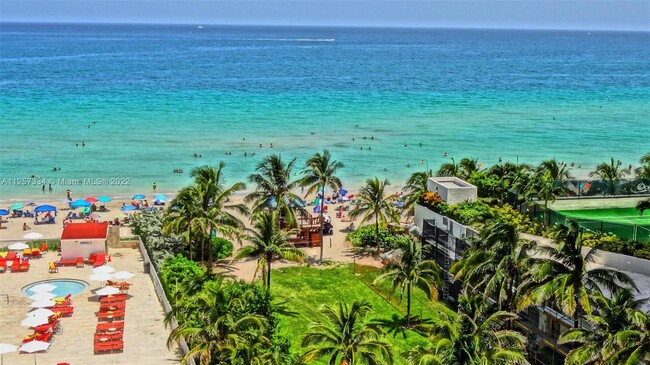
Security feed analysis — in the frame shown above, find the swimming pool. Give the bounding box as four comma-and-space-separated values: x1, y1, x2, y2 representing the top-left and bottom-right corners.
22, 279, 89, 298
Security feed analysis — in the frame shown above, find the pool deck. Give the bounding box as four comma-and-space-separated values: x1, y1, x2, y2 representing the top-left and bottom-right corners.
0, 248, 179, 365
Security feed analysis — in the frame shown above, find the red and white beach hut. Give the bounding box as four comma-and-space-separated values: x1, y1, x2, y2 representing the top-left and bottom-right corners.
60, 222, 109, 261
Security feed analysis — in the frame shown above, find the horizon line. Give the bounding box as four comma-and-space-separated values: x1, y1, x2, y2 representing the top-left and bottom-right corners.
2, 20, 648, 33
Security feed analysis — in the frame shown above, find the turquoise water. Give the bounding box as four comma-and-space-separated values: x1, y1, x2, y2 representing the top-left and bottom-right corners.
23, 279, 90, 297
1, 24, 649, 200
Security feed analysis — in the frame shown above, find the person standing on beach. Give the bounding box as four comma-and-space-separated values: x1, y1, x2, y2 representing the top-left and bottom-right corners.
66, 189, 71, 200
153, 182, 157, 192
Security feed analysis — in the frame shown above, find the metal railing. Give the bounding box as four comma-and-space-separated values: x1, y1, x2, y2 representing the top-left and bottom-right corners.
133, 235, 195, 365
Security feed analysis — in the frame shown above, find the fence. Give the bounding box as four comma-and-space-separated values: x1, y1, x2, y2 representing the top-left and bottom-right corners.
132, 235, 195, 365
552, 178, 650, 198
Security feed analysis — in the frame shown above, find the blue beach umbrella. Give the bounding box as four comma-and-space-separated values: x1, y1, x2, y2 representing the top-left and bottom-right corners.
394, 201, 404, 208
154, 194, 167, 202
70, 199, 90, 208
98, 196, 112, 203
9, 203, 23, 210
339, 189, 348, 196
121, 205, 137, 212
132, 194, 145, 200
0, 209, 9, 215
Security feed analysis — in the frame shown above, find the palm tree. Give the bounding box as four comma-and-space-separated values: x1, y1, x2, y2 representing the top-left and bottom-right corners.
558, 289, 646, 365
634, 152, 650, 178
451, 220, 536, 312
189, 164, 248, 269
247, 154, 305, 228
167, 280, 267, 365
603, 309, 650, 364
436, 157, 460, 177
537, 158, 573, 182
301, 300, 394, 365
374, 237, 441, 326
520, 222, 637, 327
403, 169, 433, 217
408, 292, 529, 365
164, 186, 201, 260
526, 172, 562, 224
636, 199, 650, 216
349, 177, 400, 253
589, 157, 629, 195
235, 212, 305, 287
435, 157, 480, 180
301, 149, 344, 263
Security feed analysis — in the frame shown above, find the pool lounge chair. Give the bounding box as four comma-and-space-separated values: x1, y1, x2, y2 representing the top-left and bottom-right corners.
93, 253, 106, 267
53, 306, 74, 317
31, 248, 41, 257
6, 251, 17, 260
54, 294, 71, 303
11, 258, 20, 272
94, 340, 124, 354
41, 242, 48, 252
76, 256, 84, 268
48, 262, 58, 273
96, 321, 125, 332
0, 258, 6, 273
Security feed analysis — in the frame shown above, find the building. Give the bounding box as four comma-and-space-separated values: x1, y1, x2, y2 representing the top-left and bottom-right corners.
427, 176, 477, 205
60, 222, 109, 261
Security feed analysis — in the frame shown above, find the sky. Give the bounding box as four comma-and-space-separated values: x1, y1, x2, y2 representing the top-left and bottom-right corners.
1, 0, 649, 31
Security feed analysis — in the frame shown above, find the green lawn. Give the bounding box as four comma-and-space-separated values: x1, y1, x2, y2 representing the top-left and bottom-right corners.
557, 208, 650, 225
271, 264, 454, 364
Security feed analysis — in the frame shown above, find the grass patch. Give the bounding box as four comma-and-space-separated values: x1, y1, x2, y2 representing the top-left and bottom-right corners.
271, 264, 454, 364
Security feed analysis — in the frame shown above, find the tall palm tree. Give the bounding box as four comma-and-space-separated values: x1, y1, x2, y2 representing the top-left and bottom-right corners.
519, 222, 637, 327
435, 157, 480, 180
301, 300, 394, 365
451, 220, 536, 312
636, 199, 650, 216
558, 289, 646, 365
235, 212, 305, 287
164, 185, 201, 260
436, 157, 460, 177
403, 169, 433, 217
246, 154, 305, 228
408, 293, 529, 365
189, 164, 248, 269
634, 152, 650, 178
167, 280, 267, 365
349, 177, 400, 253
537, 158, 574, 182
589, 157, 629, 195
603, 309, 650, 364
374, 237, 441, 326
526, 172, 562, 224
301, 149, 344, 263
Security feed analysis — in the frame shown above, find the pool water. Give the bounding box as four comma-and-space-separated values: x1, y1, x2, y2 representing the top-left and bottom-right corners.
22, 279, 89, 297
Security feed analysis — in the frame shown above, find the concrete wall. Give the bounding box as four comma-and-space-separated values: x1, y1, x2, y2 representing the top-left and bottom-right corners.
61, 238, 105, 260
107, 226, 120, 247
548, 196, 648, 210
427, 177, 477, 205
414, 203, 478, 239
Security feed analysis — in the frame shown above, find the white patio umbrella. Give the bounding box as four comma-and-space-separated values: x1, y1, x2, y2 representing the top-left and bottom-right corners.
0, 343, 18, 365
28, 292, 56, 301
28, 283, 56, 293
20, 316, 49, 328
111, 271, 134, 280
23, 232, 43, 240
26, 308, 55, 318
92, 265, 115, 274
8, 242, 29, 250
30, 300, 55, 308
89, 273, 113, 282
18, 340, 50, 365
95, 286, 121, 296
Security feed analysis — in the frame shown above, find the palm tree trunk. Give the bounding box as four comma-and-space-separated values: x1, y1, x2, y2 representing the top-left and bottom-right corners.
319, 188, 325, 264
375, 216, 380, 254
406, 283, 412, 326
187, 219, 192, 261
201, 238, 205, 264
207, 225, 214, 270
267, 256, 272, 287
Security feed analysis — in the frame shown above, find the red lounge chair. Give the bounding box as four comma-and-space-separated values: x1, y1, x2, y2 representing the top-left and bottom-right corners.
11, 258, 20, 272
100, 301, 126, 311
54, 294, 72, 303
94, 332, 123, 342
97, 310, 125, 321
48, 261, 58, 273
6, 252, 17, 260
99, 293, 127, 303
31, 248, 41, 257
96, 321, 125, 332
76, 256, 84, 268
94, 340, 124, 354
87, 253, 97, 264
19, 259, 30, 272
41, 242, 48, 252
93, 253, 106, 267
53, 306, 74, 317
59, 258, 77, 266
0, 258, 6, 273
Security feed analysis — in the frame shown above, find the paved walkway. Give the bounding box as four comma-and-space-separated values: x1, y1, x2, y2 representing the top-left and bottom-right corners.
0, 248, 179, 365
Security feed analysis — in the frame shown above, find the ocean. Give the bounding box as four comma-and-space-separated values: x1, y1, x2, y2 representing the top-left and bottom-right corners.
1, 23, 649, 201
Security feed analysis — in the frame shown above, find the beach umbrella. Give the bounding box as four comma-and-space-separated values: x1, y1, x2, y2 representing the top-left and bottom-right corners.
23, 232, 43, 240
97, 196, 112, 203
18, 340, 50, 365
28, 283, 56, 293
95, 286, 121, 296
121, 205, 136, 212
0, 343, 18, 365
112, 271, 134, 280
28, 292, 56, 301
8, 242, 29, 250
88, 212, 101, 220
20, 316, 49, 328
395, 201, 404, 208
61, 199, 72, 204
132, 194, 145, 200
339, 189, 348, 196
89, 273, 113, 282
85, 197, 98, 203
30, 300, 56, 308
81, 207, 91, 215
26, 308, 55, 318
92, 265, 115, 274
25, 202, 37, 207
154, 194, 167, 202
0, 209, 9, 216
70, 199, 90, 208
9, 203, 23, 210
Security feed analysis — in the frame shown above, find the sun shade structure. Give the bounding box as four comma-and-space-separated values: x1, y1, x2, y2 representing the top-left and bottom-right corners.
25, 308, 55, 318
28, 292, 56, 301
30, 300, 56, 308
34, 205, 57, 213
23, 232, 44, 240
70, 199, 90, 208
8, 243, 29, 250
92, 265, 115, 274
95, 286, 121, 296
112, 271, 134, 280
20, 316, 49, 328
97, 196, 112, 203
132, 194, 145, 200
27, 283, 56, 293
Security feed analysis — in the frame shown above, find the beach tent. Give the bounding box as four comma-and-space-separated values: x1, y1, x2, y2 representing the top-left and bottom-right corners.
70, 199, 90, 208
0, 209, 9, 216
34, 205, 57, 214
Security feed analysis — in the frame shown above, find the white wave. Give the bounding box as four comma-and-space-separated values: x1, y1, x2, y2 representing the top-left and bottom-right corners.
238, 38, 335, 42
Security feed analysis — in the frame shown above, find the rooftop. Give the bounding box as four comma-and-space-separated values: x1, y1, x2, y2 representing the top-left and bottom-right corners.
61, 222, 109, 240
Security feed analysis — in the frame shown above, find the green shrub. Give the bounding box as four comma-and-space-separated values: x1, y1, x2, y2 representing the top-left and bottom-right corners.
582, 232, 650, 260
160, 254, 203, 295
211, 237, 234, 260
346, 224, 399, 249
131, 210, 186, 268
